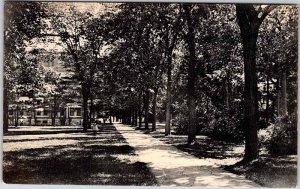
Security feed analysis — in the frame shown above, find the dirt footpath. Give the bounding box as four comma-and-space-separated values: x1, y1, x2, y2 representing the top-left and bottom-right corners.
115, 123, 260, 187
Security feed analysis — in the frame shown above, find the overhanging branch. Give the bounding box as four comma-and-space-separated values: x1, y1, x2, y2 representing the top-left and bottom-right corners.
259, 5, 278, 22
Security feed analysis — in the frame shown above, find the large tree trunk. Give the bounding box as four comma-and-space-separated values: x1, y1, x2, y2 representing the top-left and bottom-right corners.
152, 87, 158, 131
3, 84, 9, 133
138, 105, 142, 128
60, 108, 66, 126
236, 5, 261, 162
266, 76, 270, 124
89, 97, 94, 127
15, 103, 19, 127
242, 34, 259, 162
277, 70, 287, 118
52, 97, 57, 126
165, 54, 172, 136
131, 108, 135, 125
184, 5, 198, 145
225, 79, 230, 111
126, 109, 131, 124
109, 115, 112, 124
163, 9, 181, 136
236, 3, 277, 163
34, 107, 37, 125
134, 108, 138, 126
51, 111, 55, 126
144, 90, 150, 130
82, 96, 89, 132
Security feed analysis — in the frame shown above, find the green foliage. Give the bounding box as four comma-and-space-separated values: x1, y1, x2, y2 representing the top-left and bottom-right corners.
203, 109, 244, 143
172, 100, 244, 143
4, 1, 46, 98
172, 102, 192, 135
267, 113, 297, 155
4, 2, 297, 154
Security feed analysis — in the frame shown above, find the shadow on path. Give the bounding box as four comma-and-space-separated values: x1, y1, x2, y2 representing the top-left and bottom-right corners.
115, 123, 259, 187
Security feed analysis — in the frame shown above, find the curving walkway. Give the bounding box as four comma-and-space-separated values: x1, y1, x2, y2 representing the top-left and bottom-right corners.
114, 123, 260, 187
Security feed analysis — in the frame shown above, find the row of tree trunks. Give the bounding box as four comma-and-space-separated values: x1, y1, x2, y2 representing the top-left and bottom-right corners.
119, 90, 158, 131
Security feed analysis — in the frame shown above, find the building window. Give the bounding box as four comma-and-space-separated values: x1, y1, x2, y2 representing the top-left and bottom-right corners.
76, 109, 81, 116
37, 111, 41, 116
44, 110, 48, 116
43, 120, 48, 124
20, 111, 24, 116
9, 110, 14, 115
70, 109, 75, 116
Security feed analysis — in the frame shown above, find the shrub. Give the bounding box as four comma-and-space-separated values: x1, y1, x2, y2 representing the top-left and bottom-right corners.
201, 110, 244, 143
172, 105, 244, 144
267, 113, 297, 155
172, 110, 203, 135
172, 101, 203, 135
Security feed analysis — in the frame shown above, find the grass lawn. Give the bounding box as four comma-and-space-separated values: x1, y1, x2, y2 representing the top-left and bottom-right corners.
3, 124, 157, 185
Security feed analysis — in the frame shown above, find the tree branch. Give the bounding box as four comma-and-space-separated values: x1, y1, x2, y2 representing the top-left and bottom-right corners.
259, 5, 278, 22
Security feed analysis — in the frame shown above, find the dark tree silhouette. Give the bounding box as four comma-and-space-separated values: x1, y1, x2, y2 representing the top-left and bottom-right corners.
236, 4, 277, 162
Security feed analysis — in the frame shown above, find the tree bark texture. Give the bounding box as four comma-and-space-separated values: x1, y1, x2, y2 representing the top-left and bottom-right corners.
15, 104, 19, 127
131, 108, 135, 125
82, 96, 89, 132
134, 109, 138, 126
184, 4, 198, 145
143, 90, 150, 130
163, 8, 181, 136
278, 70, 287, 118
152, 87, 158, 131
165, 54, 172, 136
138, 105, 142, 128
266, 76, 270, 124
89, 98, 94, 128
3, 81, 9, 133
236, 5, 261, 162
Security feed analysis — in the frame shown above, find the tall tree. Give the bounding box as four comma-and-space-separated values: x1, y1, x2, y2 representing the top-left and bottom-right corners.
236, 4, 277, 162
159, 4, 183, 135
48, 5, 111, 131
182, 4, 208, 144
4, 2, 45, 133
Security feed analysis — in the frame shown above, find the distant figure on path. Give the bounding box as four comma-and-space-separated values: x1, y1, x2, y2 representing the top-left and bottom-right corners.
92, 123, 99, 133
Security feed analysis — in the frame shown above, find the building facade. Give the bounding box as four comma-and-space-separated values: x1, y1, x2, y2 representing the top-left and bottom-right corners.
8, 97, 83, 126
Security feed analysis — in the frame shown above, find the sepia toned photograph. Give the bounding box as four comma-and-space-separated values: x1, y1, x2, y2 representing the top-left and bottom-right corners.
2, 1, 298, 188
